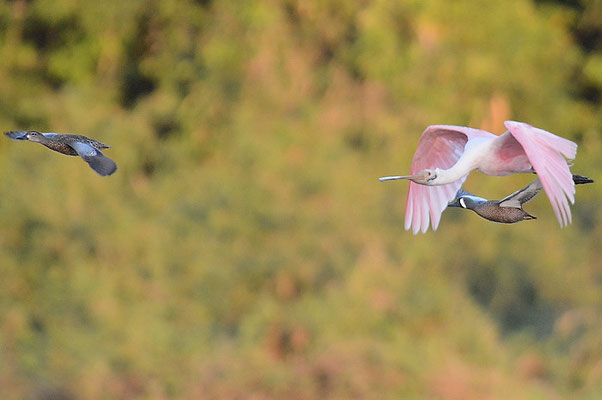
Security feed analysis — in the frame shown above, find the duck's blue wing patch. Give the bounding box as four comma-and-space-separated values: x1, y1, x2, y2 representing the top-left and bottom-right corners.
69, 141, 99, 158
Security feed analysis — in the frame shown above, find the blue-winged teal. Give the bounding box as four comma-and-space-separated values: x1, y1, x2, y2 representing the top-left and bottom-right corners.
4, 130, 117, 176
448, 174, 593, 223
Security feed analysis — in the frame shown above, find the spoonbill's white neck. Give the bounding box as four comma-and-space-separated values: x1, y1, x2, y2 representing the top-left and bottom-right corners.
428, 166, 469, 185
428, 144, 486, 185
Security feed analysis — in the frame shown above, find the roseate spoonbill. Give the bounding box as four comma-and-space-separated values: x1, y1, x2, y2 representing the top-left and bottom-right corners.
379, 121, 577, 234
448, 175, 593, 224
4, 130, 117, 176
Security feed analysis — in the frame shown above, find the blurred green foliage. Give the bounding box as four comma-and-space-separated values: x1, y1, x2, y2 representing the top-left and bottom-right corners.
0, 0, 601, 398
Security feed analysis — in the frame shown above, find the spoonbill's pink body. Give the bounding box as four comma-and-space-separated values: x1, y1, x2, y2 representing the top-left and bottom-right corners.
380, 121, 577, 234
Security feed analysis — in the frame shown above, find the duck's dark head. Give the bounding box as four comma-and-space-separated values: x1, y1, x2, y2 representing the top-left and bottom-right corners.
449, 196, 479, 210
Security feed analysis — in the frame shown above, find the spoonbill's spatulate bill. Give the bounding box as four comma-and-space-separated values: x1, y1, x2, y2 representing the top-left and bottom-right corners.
380, 121, 578, 234
448, 175, 593, 224
4, 130, 117, 176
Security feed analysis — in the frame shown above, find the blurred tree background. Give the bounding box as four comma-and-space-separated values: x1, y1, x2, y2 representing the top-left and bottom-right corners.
0, 0, 600, 398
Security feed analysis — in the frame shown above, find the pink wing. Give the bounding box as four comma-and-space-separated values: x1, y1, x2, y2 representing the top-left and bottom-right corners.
504, 121, 577, 227
405, 125, 496, 234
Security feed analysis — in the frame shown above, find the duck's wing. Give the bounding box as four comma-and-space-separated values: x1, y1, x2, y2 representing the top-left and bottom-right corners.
68, 141, 117, 176
499, 172, 592, 211
499, 178, 543, 208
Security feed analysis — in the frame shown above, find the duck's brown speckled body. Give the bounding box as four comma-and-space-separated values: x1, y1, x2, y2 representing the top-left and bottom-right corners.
35, 133, 110, 156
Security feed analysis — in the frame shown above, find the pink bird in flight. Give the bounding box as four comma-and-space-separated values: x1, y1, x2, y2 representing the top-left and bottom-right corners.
380, 121, 577, 234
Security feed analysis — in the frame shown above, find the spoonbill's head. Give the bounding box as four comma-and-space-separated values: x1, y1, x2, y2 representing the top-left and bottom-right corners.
379, 169, 438, 185
25, 131, 45, 142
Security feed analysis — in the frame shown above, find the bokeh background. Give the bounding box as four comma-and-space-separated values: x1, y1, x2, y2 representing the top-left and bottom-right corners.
0, 0, 601, 399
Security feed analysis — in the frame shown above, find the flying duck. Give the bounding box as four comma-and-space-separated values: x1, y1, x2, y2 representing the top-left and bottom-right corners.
5, 130, 117, 176
448, 175, 593, 223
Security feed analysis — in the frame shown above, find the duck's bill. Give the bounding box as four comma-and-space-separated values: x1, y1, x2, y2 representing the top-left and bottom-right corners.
4, 131, 29, 140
